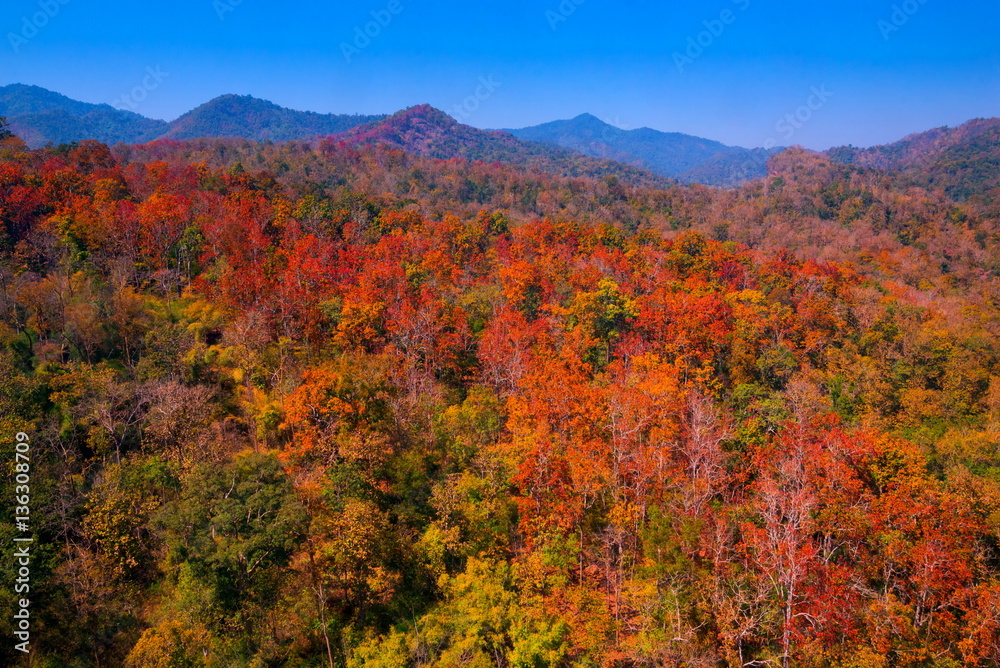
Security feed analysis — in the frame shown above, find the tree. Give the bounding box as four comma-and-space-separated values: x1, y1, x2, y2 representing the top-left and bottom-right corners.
745, 427, 820, 668
158, 452, 307, 653
124, 620, 213, 668
348, 559, 569, 668
0, 116, 27, 151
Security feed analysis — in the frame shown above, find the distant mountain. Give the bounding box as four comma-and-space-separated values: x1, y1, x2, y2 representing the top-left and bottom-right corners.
27, 85, 1000, 195
828, 118, 1000, 205
0, 84, 167, 147
336, 105, 673, 186
158, 94, 386, 142
507, 113, 781, 186
0, 85, 383, 148
0, 84, 102, 117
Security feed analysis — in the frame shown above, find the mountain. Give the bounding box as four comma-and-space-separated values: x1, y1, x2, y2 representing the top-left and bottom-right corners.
827, 118, 1000, 205
0, 85, 764, 187
0, 85, 384, 148
157, 94, 386, 142
0, 83, 103, 117
0, 86, 748, 187
826, 118, 1000, 171
0, 84, 168, 146
507, 113, 782, 186
335, 105, 674, 186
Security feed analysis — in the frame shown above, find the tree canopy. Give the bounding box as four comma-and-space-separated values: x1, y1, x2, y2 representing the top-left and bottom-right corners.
2, 135, 1000, 667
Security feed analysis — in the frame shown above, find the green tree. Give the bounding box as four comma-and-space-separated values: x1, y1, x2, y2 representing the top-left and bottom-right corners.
158, 451, 307, 658
349, 558, 569, 668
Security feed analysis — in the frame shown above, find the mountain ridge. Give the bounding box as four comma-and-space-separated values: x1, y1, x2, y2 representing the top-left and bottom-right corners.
0, 85, 387, 148
827, 118, 1000, 167
4, 84, 999, 193
331, 104, 675, 186
0, 85, 771, 186
827, 118, 1000, 204
159, 94, 387, 142
0, 83, 169, 146
507, 113, 784, 185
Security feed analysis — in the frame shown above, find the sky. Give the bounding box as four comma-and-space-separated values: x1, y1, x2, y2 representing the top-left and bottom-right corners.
1, 0, 999, 150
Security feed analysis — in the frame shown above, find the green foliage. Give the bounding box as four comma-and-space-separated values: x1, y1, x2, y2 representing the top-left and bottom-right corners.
348, 559, 569, 668
83, 456, 178, 581
158, 451, 307, 652
0, 115, 13, 141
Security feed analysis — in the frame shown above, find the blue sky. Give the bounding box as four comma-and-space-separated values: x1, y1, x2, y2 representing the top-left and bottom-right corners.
2, 0, 998, 149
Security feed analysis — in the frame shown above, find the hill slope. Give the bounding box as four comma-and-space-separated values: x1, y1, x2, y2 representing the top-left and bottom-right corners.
827, 118, 1000, 204
0, 85, 384, 147
335, 105, 674, 186
0, 84, 168, 146
158, 94, 386, 141
0, 83, 102, 117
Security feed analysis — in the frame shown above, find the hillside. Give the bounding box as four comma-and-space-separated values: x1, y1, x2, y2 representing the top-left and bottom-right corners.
116, 129, 1000, 290
0, 85, 383, 147
3, 82, 998, 197
0, 83, 104, 117
335, 104, 675, 186
158, 94, 386, 141
508, 113, 782, 186
0, 85, 776, 188
0, 86, 754, 187
827, 117, 1000, 205
0, 83, 168, 146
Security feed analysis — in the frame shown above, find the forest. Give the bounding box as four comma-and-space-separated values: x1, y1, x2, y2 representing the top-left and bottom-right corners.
1, 122, 1000, 668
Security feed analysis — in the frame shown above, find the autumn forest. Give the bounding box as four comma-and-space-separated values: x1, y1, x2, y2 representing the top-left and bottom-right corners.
2, 108, 1000, 668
